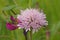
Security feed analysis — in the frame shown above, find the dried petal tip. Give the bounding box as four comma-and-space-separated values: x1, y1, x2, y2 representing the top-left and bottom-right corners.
6, 22, 18, 30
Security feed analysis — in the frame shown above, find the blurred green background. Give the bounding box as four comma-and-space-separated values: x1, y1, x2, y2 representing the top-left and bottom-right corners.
0, 0, 60, 40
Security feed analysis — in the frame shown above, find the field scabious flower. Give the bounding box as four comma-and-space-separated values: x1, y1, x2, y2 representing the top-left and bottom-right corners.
17, 8, 48, 32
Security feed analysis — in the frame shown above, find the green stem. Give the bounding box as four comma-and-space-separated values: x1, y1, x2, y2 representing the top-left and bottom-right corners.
30, 27, 32, 40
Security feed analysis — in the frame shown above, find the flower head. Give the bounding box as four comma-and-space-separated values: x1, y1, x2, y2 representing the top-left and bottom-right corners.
6, 22, 18, 30
10, 16, 15, 21
6, 16, 19, 30
17, 8, 48, 32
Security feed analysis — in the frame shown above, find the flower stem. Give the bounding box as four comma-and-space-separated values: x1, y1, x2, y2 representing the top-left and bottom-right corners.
30, 27, 32, 40
46, 27, 50, 40
23, 29, 28, 40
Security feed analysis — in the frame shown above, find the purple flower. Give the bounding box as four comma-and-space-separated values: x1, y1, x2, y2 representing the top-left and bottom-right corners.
17, 8, 48, 32
6, 22, 18, 30
10, 16, 15, 21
